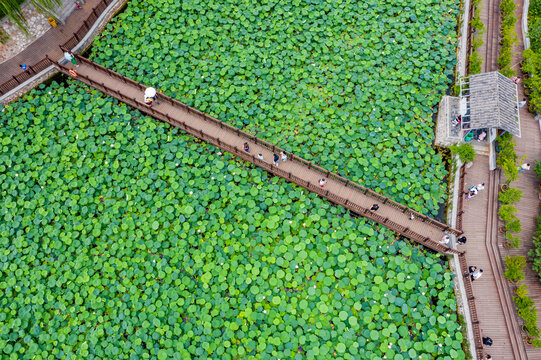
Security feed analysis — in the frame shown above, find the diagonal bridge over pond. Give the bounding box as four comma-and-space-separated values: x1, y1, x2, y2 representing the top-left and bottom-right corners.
54, 53, 463, 255
52, 54, 488, 358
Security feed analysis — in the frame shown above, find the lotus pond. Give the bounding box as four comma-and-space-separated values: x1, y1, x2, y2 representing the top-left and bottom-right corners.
91, 0, 460, 215
1, 0, 465, 358
0, 83, 465, 359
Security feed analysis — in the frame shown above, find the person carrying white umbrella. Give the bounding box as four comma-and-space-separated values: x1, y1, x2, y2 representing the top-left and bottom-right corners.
144, 87, 158, 106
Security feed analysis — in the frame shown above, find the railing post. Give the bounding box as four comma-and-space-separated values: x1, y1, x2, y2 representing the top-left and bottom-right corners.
73, 32, 79, 41
92, 7, 98, 17
12, 75, 20, 85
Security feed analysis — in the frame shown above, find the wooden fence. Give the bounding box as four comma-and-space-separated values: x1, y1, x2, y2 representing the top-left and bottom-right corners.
0, 0, 114, 96
459, 253, 487, 359
58, 52, 463, 245
457, 165, 467, 231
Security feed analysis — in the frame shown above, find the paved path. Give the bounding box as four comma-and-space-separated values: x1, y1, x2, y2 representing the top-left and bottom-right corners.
53, 54, 463, 257
462, 161, 528, 359
504, 0, 541, 358
463, 0, 541, 358
0, 0, 102, 84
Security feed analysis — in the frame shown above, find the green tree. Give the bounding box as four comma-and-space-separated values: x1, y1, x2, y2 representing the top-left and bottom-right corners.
0, 0, 60, 33
449, 143, 476, 163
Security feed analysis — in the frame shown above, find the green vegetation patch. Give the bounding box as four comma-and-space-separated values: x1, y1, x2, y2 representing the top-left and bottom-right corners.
91, 0, 460, 215
0, 83, 464, 359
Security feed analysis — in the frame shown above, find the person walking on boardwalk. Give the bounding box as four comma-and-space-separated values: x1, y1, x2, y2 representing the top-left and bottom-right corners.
257, 153, 264, 160
440, 234, 450, 245
482, 337, 493, 346
19, 64, 28, 71
469, 266, 483, 281
280, 151, 287, 163
457, 236, 467, 245
63, 51, 78, 67
145, 87, 158, 104
475, 183, 485, 192
370, 204, 379, 211
518, 163, 530, 173
319, 178, 326, 187
273, 153, 280, 166
243, 143, 249, 152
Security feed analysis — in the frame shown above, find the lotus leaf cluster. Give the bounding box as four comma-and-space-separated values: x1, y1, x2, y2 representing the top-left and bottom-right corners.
0, 84, 464, 359
91, 0, 459, 215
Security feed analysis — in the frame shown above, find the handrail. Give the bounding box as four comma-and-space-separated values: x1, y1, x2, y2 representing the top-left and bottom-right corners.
54, 59, 465, 256
457, 166, 466, 231
0, 0, 114, 96
458, 253, 486, 359
63, 53, 463, 237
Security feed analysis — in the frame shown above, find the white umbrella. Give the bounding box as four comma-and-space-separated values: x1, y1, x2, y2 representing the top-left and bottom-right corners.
144, 87, 156, 98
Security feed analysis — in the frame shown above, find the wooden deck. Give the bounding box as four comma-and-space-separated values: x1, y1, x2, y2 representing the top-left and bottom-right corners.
505, 0, 541, 358
462, 0, 541, 358
462, 161, 528, 359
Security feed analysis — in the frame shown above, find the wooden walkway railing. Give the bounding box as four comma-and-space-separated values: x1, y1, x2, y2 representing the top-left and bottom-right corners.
459, 253, 486, 359
56, 52, 463, 249
0, 0, 114, 96
51, 54, 488, 359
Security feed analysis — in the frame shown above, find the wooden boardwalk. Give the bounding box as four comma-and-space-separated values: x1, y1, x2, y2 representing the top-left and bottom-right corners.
461, 0, 541, 358
462, 161, 528, 359
54, 54, 463, 255
505, 0, 541, 358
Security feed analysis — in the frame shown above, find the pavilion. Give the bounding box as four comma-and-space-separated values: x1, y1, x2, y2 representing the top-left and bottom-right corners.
435, 71, 520, 168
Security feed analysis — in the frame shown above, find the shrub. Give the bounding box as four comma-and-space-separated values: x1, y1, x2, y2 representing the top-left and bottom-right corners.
516, 283, 529, 298
450, 143, 476, 163
498, 204, 518, 223
504, 255, 526, 282
499, 187, 524, 204
469, 52, 482, 74
522, 47, 541, 114
535, 160, 541, 178
530, 18, 541, 51
504, 232, 521, 249
496, 133, 520, 183
531, 0, 541, 18
468, 0, 484, 75
529, 216, 541, 280
499, 0, 518, 77
505, 219, 522, 234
